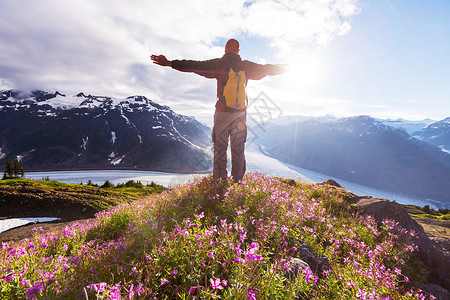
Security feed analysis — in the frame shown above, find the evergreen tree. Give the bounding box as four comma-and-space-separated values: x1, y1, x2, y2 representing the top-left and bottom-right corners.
2, 158, 25, 179
13, 159, 21, 177
4, 159, 14, 179
13, 159, 25, 177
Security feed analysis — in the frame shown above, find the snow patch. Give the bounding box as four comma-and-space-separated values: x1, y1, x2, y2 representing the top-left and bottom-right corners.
16, 149, 34, 161
439, 145, 450, 154
152, 126, 164, 129
36, 94, 83, 109
0, 148, 5, 160
120, 110, 142, 143
111, 155, 125, 165
82, 136, 89, 150
0, 217, 60, 234
111, 131, 116, 144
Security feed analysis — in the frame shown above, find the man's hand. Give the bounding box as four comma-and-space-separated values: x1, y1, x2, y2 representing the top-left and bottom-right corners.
151, 54, 172, 67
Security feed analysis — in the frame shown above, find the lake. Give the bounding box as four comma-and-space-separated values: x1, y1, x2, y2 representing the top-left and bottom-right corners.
25, 168, 447, 209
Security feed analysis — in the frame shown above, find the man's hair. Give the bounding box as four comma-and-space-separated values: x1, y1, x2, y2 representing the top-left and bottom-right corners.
225, 39, 240, 54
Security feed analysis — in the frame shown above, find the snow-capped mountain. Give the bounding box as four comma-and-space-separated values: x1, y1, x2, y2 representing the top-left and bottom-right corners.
256, 115, 450, 203
0, 90, 212, 172
413, 117, 450, 154
376, 118, 435, 135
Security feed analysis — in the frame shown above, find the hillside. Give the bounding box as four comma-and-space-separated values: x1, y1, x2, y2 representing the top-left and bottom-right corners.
0, 178, 164, 220
1, 174, 448, 299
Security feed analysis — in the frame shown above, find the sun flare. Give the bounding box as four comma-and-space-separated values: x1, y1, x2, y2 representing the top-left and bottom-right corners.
284, 53, 324, 93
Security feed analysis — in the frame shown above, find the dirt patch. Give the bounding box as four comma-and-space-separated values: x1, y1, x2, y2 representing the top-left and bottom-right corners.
413, 216, 450, 252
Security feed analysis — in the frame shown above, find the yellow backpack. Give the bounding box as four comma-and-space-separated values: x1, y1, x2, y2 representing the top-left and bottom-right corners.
223, 68, 247, 110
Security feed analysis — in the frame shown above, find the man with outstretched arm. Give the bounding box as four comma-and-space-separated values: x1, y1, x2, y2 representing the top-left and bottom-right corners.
151, 39, 286, 182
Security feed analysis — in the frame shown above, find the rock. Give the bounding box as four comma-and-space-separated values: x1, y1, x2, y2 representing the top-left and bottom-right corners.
283, 240, 334, 281
349, 195, 450, 291
295, 240, 320, 274
349, 196, 424, 233
317, 255, 333, 274
320, 179, 342, 188
418, 283, 450, 300
284, 258, 310, 281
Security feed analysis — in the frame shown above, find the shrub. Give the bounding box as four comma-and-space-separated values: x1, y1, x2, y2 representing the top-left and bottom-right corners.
101, 180, 115, 188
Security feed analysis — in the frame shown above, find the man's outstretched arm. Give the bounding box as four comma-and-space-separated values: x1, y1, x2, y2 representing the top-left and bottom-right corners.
245, 61, 288, 80
150, 54, 219, 79
151, 55, 172, 67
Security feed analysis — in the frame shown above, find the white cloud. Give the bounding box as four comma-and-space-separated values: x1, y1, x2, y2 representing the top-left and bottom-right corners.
242, 0, 360, 54
0, 0, 360, 120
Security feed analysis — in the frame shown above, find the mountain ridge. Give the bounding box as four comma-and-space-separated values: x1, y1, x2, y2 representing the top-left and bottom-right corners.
0, 90, 212, 173
257, 115, 450, 204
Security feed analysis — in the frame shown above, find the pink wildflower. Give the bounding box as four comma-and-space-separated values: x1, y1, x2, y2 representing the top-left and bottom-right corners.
210, 278, 224, 290
20, 280, 30, 287
188, 284, 202, 293
304, 267, 318, 286
197, 212, 205, 220
26, 281, 43, 299
356, 288, 367, 299
109, 284, 121, 300
246, 289, 258, 300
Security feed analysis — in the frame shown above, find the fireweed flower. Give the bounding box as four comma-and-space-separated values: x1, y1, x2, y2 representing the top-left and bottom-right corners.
161, 279, 169, 286
246, 289, 258, 300
197, 211, 205, 220
188, 284, 202, 293
356, 288, 367, 299
242, 242, 262, 263
210, 278, 224, 290
26, 281, 43, 299
88, 282, 107, 293
109, 284, 121, 300
347, 280, 356, 288
20, 280, 31, 287
304, 267, 318, 286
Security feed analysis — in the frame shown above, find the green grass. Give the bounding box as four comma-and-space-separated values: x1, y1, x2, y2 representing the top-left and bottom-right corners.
0, 177, 165, 212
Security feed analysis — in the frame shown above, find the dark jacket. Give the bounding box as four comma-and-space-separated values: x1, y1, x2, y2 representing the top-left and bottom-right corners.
171, 53, 285, 112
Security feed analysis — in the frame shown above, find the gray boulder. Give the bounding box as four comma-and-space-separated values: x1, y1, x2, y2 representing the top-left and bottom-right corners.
350, 195, 450, 291
319, 179, 450, 292
419, 283, 450, 300
284, 240, 334, 281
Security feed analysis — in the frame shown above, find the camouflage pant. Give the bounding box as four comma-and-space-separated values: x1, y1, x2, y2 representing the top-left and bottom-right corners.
212, 110, 247, 182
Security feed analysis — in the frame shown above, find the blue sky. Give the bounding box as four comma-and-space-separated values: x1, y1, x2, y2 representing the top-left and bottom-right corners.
0, 0, 449, 125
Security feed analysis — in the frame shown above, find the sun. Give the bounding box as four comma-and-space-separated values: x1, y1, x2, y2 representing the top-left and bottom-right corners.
283, 52, 324, 93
